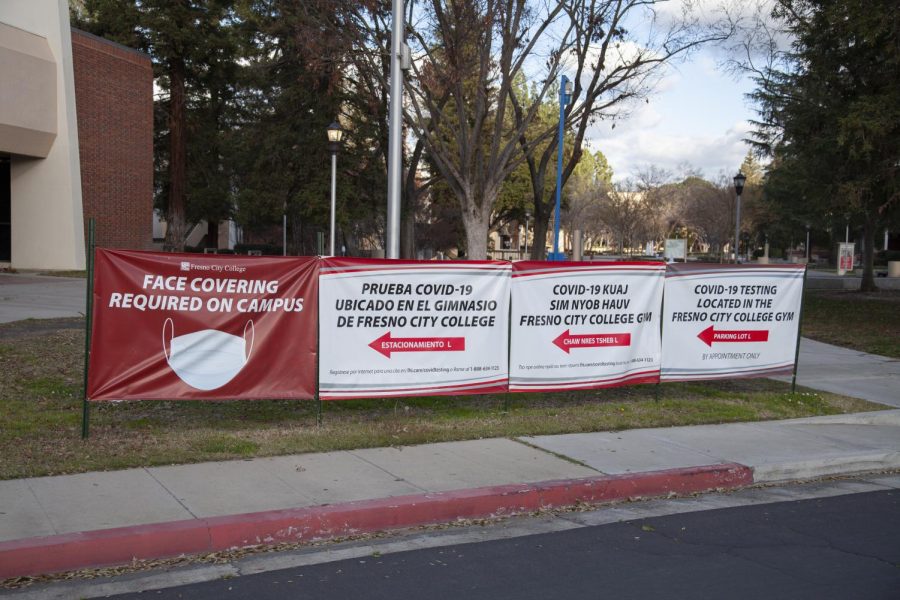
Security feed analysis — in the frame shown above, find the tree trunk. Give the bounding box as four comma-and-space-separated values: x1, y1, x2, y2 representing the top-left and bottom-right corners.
401, 207, 416, 259
206, 220, 218, 249
164, 58, 187, 253
290, 211, 303, 256
401, 176, 418, 259
859, 215, 878, 292
461, 209, 490, 260
531, 216, 548, 260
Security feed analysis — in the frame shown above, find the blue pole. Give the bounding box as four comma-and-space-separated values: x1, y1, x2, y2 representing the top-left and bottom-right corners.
552, 75, 568, 261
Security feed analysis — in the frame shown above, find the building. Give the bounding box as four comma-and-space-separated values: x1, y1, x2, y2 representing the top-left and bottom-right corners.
0, 0, 152, 270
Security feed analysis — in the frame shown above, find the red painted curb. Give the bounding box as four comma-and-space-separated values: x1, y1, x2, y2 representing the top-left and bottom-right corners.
0, 463, 752, 579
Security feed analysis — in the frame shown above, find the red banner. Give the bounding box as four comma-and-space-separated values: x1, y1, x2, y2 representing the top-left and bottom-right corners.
87, 250, 318, 401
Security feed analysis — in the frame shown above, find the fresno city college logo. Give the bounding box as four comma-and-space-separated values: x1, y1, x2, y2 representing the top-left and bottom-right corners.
180, 261, 191, 272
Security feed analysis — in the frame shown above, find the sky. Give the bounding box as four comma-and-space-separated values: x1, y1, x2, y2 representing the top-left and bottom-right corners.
585, 48, 758, 184
577, 0, 776, 184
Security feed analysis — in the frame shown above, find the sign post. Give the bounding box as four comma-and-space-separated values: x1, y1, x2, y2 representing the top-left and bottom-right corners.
791, 267, 809, 394
81, 218, 95, 439
837, 242, 855, 275
664, 239, 686, 262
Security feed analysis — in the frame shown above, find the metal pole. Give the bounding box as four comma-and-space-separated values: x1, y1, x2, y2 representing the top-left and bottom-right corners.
523, 215, 529, 257
315, 307, 323, 426
791, 266, 808, 394
805, 228, 810, 263
734, 191, 742, 263
552, 75, 567, 260
655, 275, 665, 404
330, 152, 337, 256
845, 223, 849, 243
385, 0, 404, 259
81, 218, 95, 439
282, 211, 287, 256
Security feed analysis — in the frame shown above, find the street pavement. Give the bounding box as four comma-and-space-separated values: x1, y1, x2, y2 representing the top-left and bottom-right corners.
98, 487, 900, 600
0, 273, 85, 323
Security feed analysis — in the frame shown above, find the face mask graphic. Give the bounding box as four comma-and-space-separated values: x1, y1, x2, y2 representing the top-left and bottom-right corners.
163, 319, 254, 390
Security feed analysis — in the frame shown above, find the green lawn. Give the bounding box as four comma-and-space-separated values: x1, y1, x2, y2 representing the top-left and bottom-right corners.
0, 318, 882, 480
801, 290, 900, 358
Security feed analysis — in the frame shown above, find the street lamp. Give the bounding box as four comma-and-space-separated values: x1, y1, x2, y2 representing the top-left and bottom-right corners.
523, 212, 531, 258
551, 75, 575, 261
733, 171, 746, 263
327, 121, 344, 256
805, 222, 811, 263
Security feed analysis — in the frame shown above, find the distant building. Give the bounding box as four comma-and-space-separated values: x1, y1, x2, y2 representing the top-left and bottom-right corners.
0, 0, 152, 270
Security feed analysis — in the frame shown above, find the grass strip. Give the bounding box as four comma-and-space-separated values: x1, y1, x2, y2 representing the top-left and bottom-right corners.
0, 318, 884, 480
801, 289, 900, 358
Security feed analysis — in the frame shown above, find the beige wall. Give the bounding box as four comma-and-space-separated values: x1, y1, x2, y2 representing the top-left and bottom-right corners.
0, 0, 85, 270
0, 22, 57, 157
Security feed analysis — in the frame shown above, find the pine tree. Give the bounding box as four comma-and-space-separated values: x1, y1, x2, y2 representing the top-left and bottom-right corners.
74, 0, 241, 252
748, 0, 900, 290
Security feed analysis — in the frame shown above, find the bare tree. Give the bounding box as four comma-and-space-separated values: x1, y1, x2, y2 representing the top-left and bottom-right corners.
632, 166, 680, 250
561, 179, 607, 254
595, 183, 652, 254
682, 175, 736, 261
398, 0, 732, 259
510, 1, 734, 258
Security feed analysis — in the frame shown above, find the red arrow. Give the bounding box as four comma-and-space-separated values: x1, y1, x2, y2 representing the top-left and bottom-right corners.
369, 331, 466, 358
552, 330, 631, 354
697, 325, 769, 347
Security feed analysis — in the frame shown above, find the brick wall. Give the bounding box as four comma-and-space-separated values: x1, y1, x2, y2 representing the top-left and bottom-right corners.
72, 29, 153, 250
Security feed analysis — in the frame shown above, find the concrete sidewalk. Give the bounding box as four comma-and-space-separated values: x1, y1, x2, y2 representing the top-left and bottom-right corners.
774, 337, 900, 408
2, 410, 898, 579
0, 273, 85, 323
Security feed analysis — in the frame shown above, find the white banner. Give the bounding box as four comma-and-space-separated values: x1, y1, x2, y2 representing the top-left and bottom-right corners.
509, 261, 665, 392
664, 239, 686, 261
319, 258, 510, 399
660, 263, 806, 381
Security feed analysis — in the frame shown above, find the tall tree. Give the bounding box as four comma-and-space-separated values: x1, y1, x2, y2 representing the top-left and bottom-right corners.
560, 150, 613, 253
747, 0, 900, 290
73, 0, 240, 251
399, 0, 729, 259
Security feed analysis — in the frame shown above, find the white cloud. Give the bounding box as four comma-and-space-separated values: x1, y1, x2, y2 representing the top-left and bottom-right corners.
587, 119, 752, 182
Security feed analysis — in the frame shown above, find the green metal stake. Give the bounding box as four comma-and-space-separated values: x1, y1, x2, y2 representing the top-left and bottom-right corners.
790, 266, 809, 395
315, 273, 323, 427
655, 267, 666, 404
503, 283, 512, 413
81, 219, 95, 439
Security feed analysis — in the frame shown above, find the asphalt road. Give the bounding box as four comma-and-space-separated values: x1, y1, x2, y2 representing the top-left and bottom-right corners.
106, 489, 900, 600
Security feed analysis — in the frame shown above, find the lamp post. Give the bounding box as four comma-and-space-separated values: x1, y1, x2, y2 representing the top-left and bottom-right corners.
523, 212, 530, 258
805, 222, 811, 263
733, 171, 746, 263
327, 121, 344, 256
551, 75, 574, 261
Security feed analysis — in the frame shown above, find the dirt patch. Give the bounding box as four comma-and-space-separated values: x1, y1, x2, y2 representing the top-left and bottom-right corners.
0, 318, 85, 340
